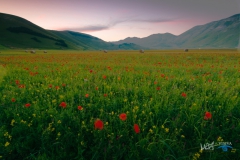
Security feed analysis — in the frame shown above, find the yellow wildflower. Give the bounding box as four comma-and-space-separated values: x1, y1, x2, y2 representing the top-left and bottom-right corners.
149, 129, 153, 133
59, 95, 64, 99
217, 136, 223, 142
4, 132, 8, 137
10, 119, 15, 126
5, 142, 10, 147
195, 153, 200, 158
134, 106, 139, 110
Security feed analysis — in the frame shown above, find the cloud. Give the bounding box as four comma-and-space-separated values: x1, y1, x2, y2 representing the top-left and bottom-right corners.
62, 25, 110, 32
110, 16, 178, 25
134, 18, 178, 23
60, 17, 177, 32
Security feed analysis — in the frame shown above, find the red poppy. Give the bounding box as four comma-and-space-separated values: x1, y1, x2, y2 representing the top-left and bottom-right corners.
18, 84, 25, 88
102, 75, 107, 79
156, 87, 160, 90
78, 106, 83, 110
90, 70, 93, 73
56, 86, 60, 90
85, 94, 89, 98
104, 94, 108, 97
49, 84, 52, 88
204, 112, 212, 120
62, 83, 66, 87
107, 66, 112, 70
11, 98, 16, 102
95, 87, 99, 90
25, 103, 31, 108
94, 119, 104, 130
134, 124, 140, 133
119, 113, 127, 121
15, 80, 20, 85
59, 102, 67, 108
181, 92, 187, 97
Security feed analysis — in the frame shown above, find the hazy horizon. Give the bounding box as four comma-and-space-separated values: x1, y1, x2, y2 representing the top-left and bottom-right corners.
1, 0, 239, 41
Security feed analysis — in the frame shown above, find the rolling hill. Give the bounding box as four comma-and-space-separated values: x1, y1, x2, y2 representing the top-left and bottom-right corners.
113, 14, 240, 49
0, 13, 73, 49
50, 30, 146, 50
0, 13, 146, 50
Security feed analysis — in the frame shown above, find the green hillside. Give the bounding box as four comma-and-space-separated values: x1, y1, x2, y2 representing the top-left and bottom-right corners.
174, 14, 240, 49
0, 44, 7, 50
0, 13, 74, 49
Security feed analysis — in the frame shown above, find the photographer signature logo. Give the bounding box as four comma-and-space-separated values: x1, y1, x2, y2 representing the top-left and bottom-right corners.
200, 141, 236, 153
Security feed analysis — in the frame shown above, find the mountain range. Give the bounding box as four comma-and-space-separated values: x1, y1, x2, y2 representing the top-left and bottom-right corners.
113, 14, 240, 49
0, 12, 145, 50
0, 12, 239, 50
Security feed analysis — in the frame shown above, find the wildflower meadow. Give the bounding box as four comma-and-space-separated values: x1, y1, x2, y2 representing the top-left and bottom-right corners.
0, 49, 239, 160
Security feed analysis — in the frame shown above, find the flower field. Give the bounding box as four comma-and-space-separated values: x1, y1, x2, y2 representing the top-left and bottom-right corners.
0, 49, 239, 160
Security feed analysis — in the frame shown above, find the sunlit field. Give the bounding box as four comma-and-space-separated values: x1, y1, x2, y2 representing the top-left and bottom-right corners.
0, 49, 239, 160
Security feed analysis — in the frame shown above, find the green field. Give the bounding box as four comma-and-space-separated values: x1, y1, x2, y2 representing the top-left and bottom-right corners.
0, 49, 239, 160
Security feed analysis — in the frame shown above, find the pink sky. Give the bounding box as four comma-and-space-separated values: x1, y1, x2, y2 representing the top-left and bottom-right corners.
1, 0, 239, 41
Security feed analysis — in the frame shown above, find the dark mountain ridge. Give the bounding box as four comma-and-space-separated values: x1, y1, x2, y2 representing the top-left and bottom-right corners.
113, 14, 240, 49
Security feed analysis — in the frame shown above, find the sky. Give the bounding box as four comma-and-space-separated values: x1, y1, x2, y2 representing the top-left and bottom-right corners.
1, 0, 240, 42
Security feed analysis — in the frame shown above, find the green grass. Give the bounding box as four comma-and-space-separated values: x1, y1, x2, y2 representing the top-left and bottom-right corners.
0, 49, 239, 160
0, 65, 7, 83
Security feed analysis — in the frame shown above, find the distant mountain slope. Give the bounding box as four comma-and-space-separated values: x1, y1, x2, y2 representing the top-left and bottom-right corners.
174, 13, 240, 48
50, 30, 147, 50
0, 12, 145, 50
114, 33, 178, 49
113, 14, 240, 49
